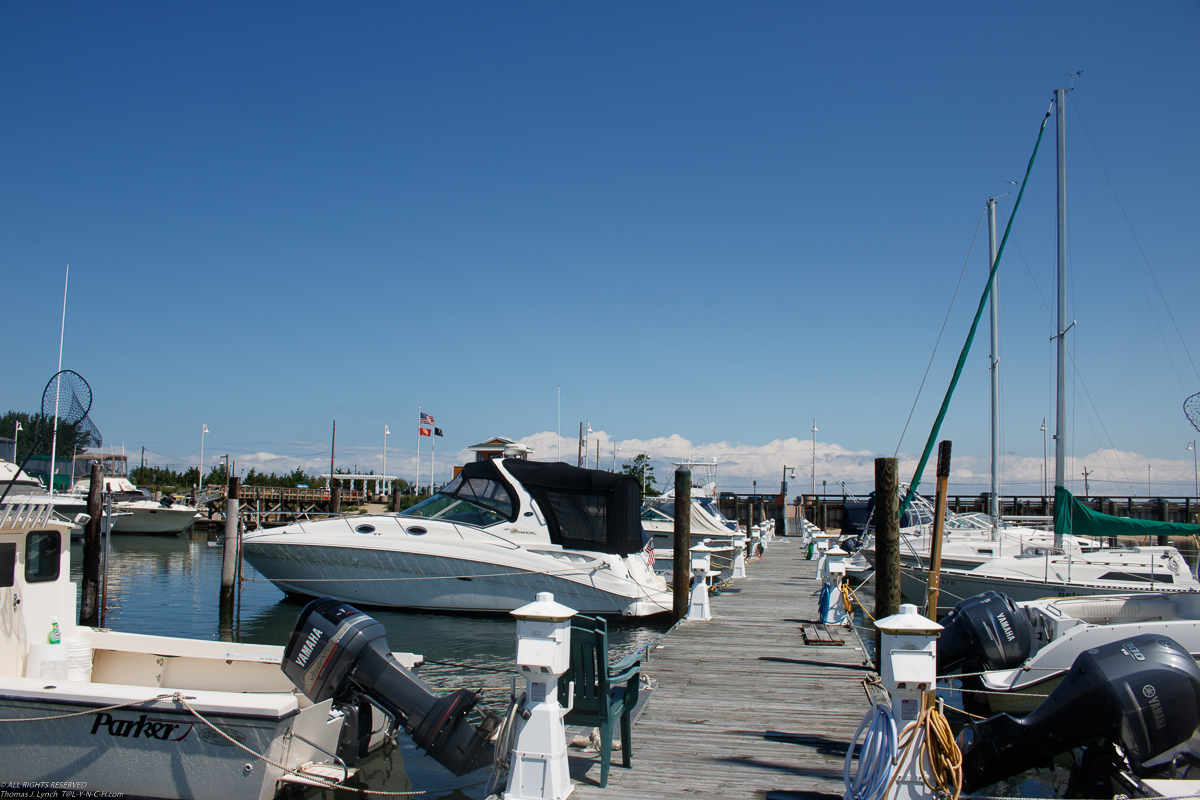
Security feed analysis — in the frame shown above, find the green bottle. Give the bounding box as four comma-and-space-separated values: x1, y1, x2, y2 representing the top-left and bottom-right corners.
48, 616, 61, 645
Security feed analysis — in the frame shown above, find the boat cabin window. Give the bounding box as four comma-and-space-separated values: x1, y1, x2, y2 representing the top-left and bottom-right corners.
402, 472, 516, 527
24, 531, 60, 584
1098, 571, 1173, 584
0, 543, 14, 588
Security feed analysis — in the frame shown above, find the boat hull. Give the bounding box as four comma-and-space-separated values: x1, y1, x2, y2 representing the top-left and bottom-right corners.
243, 541, 671, 617
112, 505, 199, 534
902, 566, 1194, 618
0, 683, 341, 800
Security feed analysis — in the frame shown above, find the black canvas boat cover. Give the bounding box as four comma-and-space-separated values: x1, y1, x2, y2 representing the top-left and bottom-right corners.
458, 458, 644, 556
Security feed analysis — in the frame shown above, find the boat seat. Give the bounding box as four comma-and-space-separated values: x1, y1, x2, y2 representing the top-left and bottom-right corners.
557, 614, 640, 787
1058, 597, 1179, 624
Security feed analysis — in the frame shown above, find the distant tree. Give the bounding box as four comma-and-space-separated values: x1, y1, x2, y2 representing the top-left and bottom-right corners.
1, 410, 85, 461
620, 454, 659, 497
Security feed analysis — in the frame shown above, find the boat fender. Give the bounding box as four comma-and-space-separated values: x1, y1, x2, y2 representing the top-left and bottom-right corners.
818, 585, 831, 621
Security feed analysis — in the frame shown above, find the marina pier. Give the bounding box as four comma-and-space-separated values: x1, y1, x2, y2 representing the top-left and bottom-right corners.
569, 535, 873, 798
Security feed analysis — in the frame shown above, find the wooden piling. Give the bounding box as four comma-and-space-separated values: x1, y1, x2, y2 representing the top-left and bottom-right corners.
219, 477, 241, 624
673, 465, 691, 622
391, 486, 403, 513
79, 464, 103, 627
330, 485, 342, 514
874, 457, 900, 666
925, 442, 951, 620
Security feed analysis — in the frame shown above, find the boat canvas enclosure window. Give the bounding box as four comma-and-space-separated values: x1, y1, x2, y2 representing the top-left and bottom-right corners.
423, 459, 645, 556
503, 460, 644, 555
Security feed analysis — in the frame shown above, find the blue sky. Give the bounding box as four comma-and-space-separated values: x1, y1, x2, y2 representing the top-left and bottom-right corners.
3, 2, 1198, 497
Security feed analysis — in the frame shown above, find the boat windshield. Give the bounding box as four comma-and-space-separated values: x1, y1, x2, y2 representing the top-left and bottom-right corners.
401, 472, 516, 527
640, 507, 672, 522
697, 497, 729, 522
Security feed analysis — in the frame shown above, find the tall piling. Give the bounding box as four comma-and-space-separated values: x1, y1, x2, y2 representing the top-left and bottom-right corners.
219, 477, 241, 638
79, 464, 104, 627
874, 457, 900, 667
391, 486, 403, 513
673, 465, 691, 622
330, 485, 342, 514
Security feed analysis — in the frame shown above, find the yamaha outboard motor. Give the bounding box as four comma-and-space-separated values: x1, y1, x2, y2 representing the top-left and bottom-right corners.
937, 591, 1033, 675
282, 597, 499, 776
961, 633, 1200, 793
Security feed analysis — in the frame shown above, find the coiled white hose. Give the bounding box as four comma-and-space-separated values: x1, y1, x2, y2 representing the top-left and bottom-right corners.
844, 701, 898, 800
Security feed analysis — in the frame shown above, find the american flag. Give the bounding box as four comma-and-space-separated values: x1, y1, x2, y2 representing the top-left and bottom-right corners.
419, 412, 434, 425
643, 537, 655, 565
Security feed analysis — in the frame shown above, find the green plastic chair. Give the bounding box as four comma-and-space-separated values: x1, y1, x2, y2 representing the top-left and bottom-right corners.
557, 614, 641, 787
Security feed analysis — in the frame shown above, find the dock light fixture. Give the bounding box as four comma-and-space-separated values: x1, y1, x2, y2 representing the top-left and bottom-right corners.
1189, 441, 1198, 501
612, 443, 622, 471
199, 424, 208, 490
383, 425, 390, 494
810, 420, 818, 495
781, 466, 796, 506
12, 421, 21, 462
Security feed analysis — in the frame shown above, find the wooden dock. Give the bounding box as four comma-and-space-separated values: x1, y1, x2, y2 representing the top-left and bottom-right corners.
568, 536, 876, 799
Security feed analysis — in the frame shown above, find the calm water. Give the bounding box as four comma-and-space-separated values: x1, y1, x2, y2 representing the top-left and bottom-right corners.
68, 531, 670, 799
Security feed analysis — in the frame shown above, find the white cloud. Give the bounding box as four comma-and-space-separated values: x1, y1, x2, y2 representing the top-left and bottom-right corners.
150, 433, 1200, 498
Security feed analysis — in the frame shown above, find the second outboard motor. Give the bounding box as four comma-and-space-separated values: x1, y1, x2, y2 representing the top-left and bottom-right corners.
936, 591, 1033, 675
282, 597, 499, 776
961, 633, 1200, 793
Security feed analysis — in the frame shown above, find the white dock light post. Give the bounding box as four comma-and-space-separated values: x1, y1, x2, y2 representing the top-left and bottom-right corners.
687, 554, 715, 622
730, 527, 747, 578
506, 592, 577, 800
12, 421, 21, 462
199, 424, 208, 490
820, 546, 849, 625
873, 604, 944, 800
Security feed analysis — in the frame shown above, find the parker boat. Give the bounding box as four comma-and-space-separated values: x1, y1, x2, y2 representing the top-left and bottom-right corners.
66, 474, 200, 534
243, 458, 672, 617
0, 498, 382, 798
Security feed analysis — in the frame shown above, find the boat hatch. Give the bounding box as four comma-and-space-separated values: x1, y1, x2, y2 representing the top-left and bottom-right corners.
355, 524, 376, 534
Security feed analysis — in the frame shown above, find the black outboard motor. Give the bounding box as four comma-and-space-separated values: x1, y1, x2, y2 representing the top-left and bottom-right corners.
961, 633, 1200, 793
282, 597, 499, 776
936, 591, 1033, 675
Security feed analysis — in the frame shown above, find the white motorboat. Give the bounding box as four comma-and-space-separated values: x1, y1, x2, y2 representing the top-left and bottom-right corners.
243, 458, 673, 617
643, 488, 741, 539
67, 474, 200, 534
0, 498, 370, 799
906, 543, 1199, 616
0, 457, 92, 537
939, 591, 1200, 716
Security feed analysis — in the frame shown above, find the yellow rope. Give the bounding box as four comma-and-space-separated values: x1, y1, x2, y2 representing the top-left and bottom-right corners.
841, 581, 875, 621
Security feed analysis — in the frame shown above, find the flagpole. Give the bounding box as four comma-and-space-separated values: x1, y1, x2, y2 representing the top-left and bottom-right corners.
415, 407, 421, 496
430, 434, 435, 495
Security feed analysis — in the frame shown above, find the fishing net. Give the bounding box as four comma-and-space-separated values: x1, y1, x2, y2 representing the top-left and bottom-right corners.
1187, 392, 1200, 435
1, 370, 98, 504
42, 369, 92, 426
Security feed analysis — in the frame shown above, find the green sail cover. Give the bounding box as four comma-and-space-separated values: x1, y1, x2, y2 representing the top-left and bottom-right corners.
1054, 486, 1198, 540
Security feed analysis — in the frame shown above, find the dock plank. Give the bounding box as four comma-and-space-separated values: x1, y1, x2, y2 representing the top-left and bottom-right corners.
567, 538, 874, 798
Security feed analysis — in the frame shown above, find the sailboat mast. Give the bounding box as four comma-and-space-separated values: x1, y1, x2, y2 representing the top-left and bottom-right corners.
1054, 87, 1068, 547
987, 197, 1000, 536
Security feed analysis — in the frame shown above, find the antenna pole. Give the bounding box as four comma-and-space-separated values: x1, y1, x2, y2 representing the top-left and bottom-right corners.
1054, 88, 1068, 548
988, 198, 1000, 535
49, 264, 69, 497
